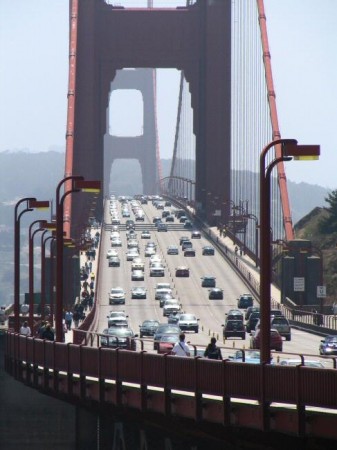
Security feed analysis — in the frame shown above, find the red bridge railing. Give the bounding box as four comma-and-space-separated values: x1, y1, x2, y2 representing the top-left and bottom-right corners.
4, 332, 337, 441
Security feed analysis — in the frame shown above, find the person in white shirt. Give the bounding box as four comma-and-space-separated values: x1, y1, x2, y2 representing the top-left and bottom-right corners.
20, 321, 31, 337
171, 333, 190, 357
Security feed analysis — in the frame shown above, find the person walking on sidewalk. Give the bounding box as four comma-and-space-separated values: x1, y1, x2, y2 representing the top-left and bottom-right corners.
171, 333, 190, 357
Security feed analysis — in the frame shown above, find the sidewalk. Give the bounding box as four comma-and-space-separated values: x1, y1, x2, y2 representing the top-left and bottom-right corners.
209, 226, 281, 305
64, 226, 100, 343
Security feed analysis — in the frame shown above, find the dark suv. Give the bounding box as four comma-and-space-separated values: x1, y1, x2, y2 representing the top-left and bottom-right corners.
246, 311, 260, 333
237, 294, 253, 309
222, 320, 246, 340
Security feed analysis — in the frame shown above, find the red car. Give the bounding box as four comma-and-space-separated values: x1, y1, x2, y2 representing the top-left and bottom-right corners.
250, 328, 283, 352
157, 334, 180, 354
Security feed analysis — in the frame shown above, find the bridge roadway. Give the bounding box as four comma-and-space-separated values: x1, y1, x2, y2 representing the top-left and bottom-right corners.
93, 198, 324, 361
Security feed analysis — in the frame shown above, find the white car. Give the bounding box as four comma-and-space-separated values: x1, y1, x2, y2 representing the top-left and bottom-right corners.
126, 249, 140, 261
178, 313, 199, 333
106, 248, 118, 259
131, 257, 145, 271
145, 247, 156, 257
107, 311, 129, 327
150, 263, 165, 277
163, 299, 181, 317
155, 287, 173, 300
108, 287, 126, 305
111, 237, 122, 247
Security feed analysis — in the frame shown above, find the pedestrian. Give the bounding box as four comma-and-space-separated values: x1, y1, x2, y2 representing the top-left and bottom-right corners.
20, 321, 31, 337
234, 245, 238, 255
37, 320, 46, 338
89, 280, 94, 290
88, 261, 92, 272
83, 279, 89, 291
41, 322, 55, 341
64, 310, 73, 330
90, 272, 95, 282
204, 337, 222, 360
171, 333, 190, 357
73, 310, 80, 328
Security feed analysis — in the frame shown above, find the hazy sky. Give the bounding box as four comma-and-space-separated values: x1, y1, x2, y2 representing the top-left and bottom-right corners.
0, 0, 336, 189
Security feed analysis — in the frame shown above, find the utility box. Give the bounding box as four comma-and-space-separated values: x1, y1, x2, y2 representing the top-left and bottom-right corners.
280, 239, 322, 307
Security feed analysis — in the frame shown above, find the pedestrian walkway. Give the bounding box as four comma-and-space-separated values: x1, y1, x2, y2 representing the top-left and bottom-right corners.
64, 226, 100, 343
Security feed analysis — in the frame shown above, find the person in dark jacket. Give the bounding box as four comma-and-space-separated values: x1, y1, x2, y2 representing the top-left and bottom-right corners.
41, 323, 54, 341
204, 337, 222, 360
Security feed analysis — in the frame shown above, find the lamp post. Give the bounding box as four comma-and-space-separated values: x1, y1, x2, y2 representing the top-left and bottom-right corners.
41, 234, 56, 322
55, 176, 101, 342
29, 220, 49, 331
259, 139, 320, 365
14, 198, 50, 332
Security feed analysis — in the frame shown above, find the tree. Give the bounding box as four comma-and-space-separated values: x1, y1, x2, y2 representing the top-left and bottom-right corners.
319, 190, 337, 233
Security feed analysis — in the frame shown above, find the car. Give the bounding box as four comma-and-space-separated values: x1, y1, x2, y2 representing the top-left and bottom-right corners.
228, 350, 262, 364
226, 309, 244, 321
184, 248, 196, 257
179, 235, 190, 245
319, 335, 337, 355
100, 326, 137, 350
165, 201, 171, 207
126, 249, 140, 261
141, 230, 151, 239
108, 256, 121, 267
153, 324, 181, 350
135, 214, 145, 221
184, 220, 193, 229
156, 282, 171, 290
237, 294, 254, 309
127, 239, 139, 250
181, 240, 192, 251
222, 320, 246, 339
270, 309, 284, 318
157, 223, 168, 232
111, 237, 122, 247
150, 263, 165, 277
126, 219, 135, 230
245, 311, 260, 332
152, 216, 162, 224
201, 276, 216, 288
245, 306, 260, 320
191, 230, 201, 239
202, 246, 215, 256
165, 215, 174, 222
162, 210, 170, 218
250, 328, 283, 352
110, 231, 120, 240
159, 293, 174, 308
131, 269, 144, 281
108, 287, 126, 305
126, 230, 137, 240
157, 334, 180, 354
270, 316, 291, 341
131, 286, 147, 299
139, 320, 160, 338
106, 311, 128, 328
146, 241, 157, 250
209, 288, 223, 300
106, 248, 118, 259
155, 287, 173, 300
167, 312, 182, 324
163, 299, 181, 317
279, 359, 325, 368
175, 266, 190, 277
167, 245, 179, 255
179, 215, 188, 223
144, 247, 156, 257
131, 257, 145, 271
178, 313, 199, 333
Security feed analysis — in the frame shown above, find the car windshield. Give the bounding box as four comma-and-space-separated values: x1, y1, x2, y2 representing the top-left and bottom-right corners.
326, 336, 337, 343
105, 328, 133, 337
142, 321, 159, 326
164, 299, 178, 305
157, 325, 180, 333
179, 314, 196, 320
160, 335, 179, 343
111, 289, 124, 294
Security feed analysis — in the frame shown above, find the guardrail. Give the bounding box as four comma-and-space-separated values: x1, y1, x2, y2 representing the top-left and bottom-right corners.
5, 331, 337, 441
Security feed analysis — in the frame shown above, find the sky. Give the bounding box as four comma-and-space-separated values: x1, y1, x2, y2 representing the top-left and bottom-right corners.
0, 0, 336, 189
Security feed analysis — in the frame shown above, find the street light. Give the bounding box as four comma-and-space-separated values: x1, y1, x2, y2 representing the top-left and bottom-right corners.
14, 198, 50, 332
41, 233, 56, 322
55, 176, 101, 342
259, 139, 320, 364
29, 220, 49, 331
